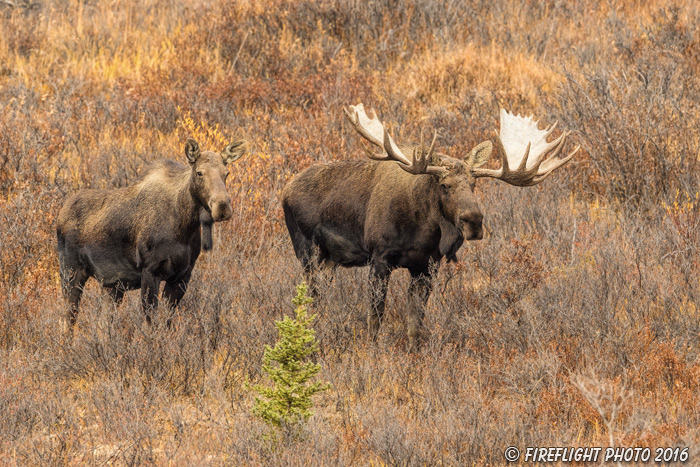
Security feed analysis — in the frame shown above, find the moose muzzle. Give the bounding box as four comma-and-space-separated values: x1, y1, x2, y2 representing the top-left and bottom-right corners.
460, 210, 483, 241
209, 197, 232, 222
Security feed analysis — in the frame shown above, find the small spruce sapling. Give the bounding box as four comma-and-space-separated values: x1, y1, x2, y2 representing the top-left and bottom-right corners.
252, 282, 331, 429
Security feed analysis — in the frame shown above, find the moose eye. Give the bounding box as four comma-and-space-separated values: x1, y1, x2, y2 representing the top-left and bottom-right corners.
196, 171, 203, 177
440, 183, 448, 192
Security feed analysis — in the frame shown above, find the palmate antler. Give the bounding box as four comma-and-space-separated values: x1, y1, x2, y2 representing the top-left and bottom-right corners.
471, 110, 580, 186
343, 104, 447, 177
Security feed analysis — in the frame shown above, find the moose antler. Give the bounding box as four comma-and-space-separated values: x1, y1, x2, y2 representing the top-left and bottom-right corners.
344, 103, 447, 177
471, 109, 580, 186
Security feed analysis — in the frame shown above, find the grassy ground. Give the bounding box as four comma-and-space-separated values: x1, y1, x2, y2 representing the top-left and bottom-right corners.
1, 0, 700, 464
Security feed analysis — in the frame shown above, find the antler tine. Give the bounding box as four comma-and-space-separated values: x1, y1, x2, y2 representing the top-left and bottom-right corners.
493, 129, 509, 172
408, 147, 425, 174
538, 131, 568, 165
345, 102, 447, 177
472, 110, 577, 186
526, 128, 568, 173
474, 129, 508, 179
363, 145, 390, 161
525, 131, 568, 177
403, 129, 444, 176
540, 141, 580, 173
382, 128, 412, 166
516, 142, 532, 172
343, 105, 383, 148
427, 129, 438, 159
529, 141, 579, 184
384, 127, 446, 176
544, 121, 558, 138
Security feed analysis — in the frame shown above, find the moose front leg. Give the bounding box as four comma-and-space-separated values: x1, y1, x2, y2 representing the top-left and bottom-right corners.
162, 274, 191, 308
302, 261, 323, 299
162, 280, 187, 329
407, 268, 433, 350
302, 258, 338, 301
140, 271, 161, 324
368, 263, 390, 339
162, 267, 194, 325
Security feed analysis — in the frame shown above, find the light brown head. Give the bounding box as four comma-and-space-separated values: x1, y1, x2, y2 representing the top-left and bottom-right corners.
185, 138, 247, 222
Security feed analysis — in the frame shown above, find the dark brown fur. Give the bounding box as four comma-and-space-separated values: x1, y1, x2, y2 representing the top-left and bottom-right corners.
57, 139, 246, 330
282, 146, 489, 347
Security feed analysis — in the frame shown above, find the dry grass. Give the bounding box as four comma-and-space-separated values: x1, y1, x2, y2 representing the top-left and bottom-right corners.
1, 0, 700, 465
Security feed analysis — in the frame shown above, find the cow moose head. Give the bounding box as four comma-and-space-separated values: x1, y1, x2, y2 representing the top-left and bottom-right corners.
185, 138, 246, 222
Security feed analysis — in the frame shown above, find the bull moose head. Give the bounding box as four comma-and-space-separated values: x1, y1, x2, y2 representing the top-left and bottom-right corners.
344, 104, 579, 251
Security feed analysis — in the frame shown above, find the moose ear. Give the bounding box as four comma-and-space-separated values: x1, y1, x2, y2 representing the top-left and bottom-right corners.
185, 138, 200, 164
222, 139, 247, 164
465, 141, 492, 168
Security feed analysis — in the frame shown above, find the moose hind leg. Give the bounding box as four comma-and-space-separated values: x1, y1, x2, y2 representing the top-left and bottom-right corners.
301, 253, 339, 300
60, 266, 89, 333
104, 284, 125, 305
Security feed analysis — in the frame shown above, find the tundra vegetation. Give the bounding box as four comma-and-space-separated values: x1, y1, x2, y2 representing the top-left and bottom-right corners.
1, 0, 700, 465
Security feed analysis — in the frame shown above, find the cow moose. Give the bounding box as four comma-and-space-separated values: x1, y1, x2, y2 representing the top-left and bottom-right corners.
282, 103, 578, 348
57, 138, 246, 331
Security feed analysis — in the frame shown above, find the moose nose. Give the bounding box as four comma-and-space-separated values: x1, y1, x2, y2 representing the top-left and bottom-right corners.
210, 199, 232, 222
460, 211, 483, 240
460, 211, 483, 226
219, 201, 232, 221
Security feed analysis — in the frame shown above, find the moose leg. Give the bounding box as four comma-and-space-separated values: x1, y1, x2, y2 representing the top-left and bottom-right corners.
60, 266, 89, 333
407, 268, 433, 350
303, 258, 338, 300
162, 270, 193, 327
285, 204, 320, 295
303, 261, 321, 299
162, 278, 190, 308
140, 272, 161, 324
104, 285, 125, 305
368, 263, 390, 339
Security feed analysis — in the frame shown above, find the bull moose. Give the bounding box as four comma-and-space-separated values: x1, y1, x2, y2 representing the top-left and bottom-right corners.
282, 104, 578, 347
57, 138, 246, 331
